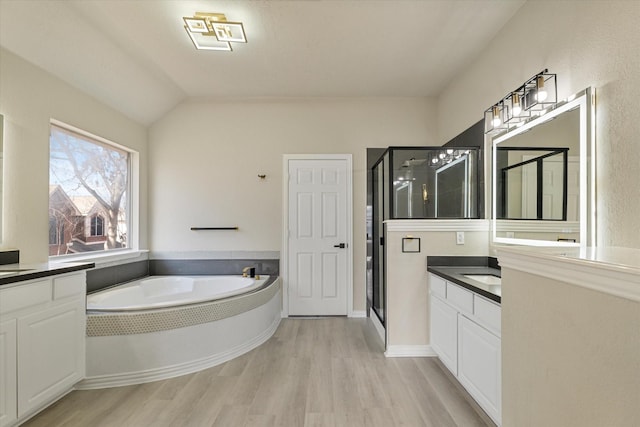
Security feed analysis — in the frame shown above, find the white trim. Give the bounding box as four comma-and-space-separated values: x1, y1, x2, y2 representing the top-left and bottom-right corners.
349, 310, 366, 318
496, 220, 580, 233
78, 314, 280, 389
384, 219, 489, 232
51, 249, 149, 267
369, 312, 385, 344
384, 345, 437, 358
497, 247, 640, 303
282, 154, 353, 317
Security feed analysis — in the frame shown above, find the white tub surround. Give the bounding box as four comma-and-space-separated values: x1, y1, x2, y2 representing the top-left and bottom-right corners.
498, 246, 640, 427
81, 277, 281, 389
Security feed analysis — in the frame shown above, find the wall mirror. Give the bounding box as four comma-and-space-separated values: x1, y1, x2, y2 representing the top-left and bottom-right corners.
492, 88, 595, 247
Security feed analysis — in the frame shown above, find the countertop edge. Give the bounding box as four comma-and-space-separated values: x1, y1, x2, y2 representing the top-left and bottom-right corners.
0, 262, 95, 287
427, 266, 501, 304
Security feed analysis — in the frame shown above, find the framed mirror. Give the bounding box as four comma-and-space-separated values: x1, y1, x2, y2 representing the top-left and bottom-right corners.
492, 88, 595, 247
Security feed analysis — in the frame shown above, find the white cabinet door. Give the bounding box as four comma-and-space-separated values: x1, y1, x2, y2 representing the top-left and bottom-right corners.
17, 300, 85, 417
0, 319, 17, 427
430, 295, 458, 375
458, 315, 501, 426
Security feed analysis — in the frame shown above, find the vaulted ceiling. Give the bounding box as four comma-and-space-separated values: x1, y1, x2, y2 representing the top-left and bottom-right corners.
0, 0, 525, 125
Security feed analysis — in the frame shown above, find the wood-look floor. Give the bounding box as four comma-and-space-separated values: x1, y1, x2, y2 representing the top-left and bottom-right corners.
23, 318, 495, 427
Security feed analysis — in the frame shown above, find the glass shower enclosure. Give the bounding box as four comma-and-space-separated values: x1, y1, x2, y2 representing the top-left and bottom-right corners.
370, 147, 480, 326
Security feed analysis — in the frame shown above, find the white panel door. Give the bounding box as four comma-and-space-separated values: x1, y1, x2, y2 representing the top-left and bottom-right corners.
288, 159, 348, 315
0, 319, 17, 427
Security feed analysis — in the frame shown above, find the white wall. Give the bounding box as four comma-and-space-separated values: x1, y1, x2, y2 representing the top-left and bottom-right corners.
385, 226, 489, 350
437, 0, 640, 248
0, 48, 148, 263
148, 98, 437, 312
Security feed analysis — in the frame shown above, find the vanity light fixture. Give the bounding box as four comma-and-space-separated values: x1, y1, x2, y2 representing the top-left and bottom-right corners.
484, 69, 557, 134
183, 12, 247, 51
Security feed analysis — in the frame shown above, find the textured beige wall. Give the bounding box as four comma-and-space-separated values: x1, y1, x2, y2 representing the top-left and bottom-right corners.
437, 0, 640, 248
148, 98, 437, 313
0, 48, 148, 263
385, 229, 489, 347
501, 268, 640, 427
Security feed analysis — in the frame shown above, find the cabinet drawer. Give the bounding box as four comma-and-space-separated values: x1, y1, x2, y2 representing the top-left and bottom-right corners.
446, 282, 473, 313
53, 274, 85, 300
0, 280, 52, 315
474, 296, 501, 335
429, 274, 447, 299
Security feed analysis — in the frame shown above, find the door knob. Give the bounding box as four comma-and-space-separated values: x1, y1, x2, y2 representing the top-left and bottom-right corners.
333, 243, 347, 248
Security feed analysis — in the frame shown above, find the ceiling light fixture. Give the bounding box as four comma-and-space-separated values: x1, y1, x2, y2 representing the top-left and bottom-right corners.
183, 12, 246, 51
484, 69, 557, 134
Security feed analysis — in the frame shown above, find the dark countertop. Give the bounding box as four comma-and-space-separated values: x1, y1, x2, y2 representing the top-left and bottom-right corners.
427, 265, 501, 303
0, 261, 95, 288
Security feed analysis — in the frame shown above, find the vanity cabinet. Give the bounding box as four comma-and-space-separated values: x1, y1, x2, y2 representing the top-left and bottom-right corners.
0, 320, 17, 427
430, 290, 459, 375
458, 315, 501, 422
428, 273, 502, 426
0, 272, 86, 427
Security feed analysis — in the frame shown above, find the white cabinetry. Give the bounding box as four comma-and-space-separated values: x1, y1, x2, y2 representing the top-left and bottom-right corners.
428, 273, 502, 426
430, 295, 458, 375
0, 272, 86, 427
458, 314, 501, 423
0, 320, 17, 427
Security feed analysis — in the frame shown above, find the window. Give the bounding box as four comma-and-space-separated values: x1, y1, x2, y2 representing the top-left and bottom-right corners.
49, 122, 132, 256
90, 215, 104, 236
49, 217, 61, 245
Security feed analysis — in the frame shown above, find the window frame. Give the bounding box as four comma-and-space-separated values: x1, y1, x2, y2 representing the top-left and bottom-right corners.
48, 119, 140, 260
90, 215, 105, 237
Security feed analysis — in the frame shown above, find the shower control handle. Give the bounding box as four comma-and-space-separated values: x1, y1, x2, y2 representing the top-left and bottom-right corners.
333, 243, 347, 249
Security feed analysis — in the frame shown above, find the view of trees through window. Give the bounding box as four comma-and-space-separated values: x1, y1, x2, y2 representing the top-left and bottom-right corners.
49, 124, 130, 256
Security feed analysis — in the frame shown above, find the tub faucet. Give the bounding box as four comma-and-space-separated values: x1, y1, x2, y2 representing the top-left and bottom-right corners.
242, 266, 256, 278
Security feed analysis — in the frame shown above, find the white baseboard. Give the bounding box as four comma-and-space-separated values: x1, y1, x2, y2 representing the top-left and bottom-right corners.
77, 315, 281, 389
384, 345, 437, 358
349, 310, 366, 318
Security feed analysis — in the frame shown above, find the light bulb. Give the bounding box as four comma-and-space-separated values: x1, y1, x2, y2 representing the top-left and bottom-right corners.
439, 152, 446, 159
491, 105, 501, 127
511, 93, 522, 116
431, 158, 438, 164
535, 75, 548, 102
446, 149, 454, 155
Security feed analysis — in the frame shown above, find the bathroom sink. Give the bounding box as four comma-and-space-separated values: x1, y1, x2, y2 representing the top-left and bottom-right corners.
463, 274, 502, 286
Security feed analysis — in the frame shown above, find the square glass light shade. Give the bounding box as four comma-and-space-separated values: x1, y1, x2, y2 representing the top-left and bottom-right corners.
184, 17, 210, 33
184, 27, 232, 51
503, 92, 530, 126
523, 73, 557, 112
484, 104, 508, 134
211, 22, 246, 43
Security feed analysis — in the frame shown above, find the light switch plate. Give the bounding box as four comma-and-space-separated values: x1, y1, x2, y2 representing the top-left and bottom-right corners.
456, 231, 465, 245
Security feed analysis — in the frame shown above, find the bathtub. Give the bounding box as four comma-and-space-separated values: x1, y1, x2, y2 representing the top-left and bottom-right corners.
80, 275, 281, 389
87, 275, 266, 311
